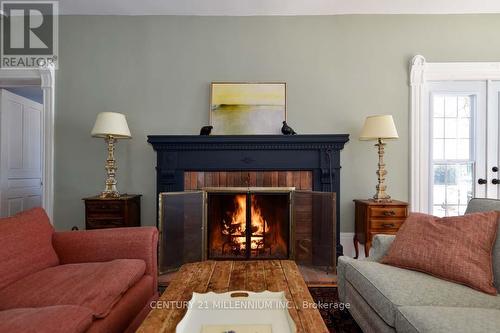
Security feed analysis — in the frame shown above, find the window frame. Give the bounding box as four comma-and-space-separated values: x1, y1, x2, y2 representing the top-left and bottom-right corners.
409, 55, 500, 213
429, 92, 476, 216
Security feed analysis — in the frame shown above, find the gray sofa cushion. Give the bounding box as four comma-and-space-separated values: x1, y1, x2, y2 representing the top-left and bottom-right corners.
368, 234, 396, 262
395, 306, 500, 333
344, 259, 500, 327
345, 281, 395, 333
465, 198, 500, 292
337, 256, 349, 303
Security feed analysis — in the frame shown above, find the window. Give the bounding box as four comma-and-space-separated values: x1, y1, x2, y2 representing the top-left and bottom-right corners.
431, 95, 474, 216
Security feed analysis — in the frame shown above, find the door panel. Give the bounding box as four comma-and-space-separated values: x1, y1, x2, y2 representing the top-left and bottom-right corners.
158, 191, 204, 272
0, 89, 43, 217
6, 100, 23, 171
487, 81, 500, 199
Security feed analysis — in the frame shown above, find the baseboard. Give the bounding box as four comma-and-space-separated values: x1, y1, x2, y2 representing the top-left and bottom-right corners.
340, 232, 366, 259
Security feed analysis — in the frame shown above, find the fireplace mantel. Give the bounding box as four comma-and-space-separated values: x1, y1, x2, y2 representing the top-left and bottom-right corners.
148, 134, 350, 255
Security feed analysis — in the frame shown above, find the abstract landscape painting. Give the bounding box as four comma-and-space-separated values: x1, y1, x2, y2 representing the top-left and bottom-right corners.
210, 82, 286, 135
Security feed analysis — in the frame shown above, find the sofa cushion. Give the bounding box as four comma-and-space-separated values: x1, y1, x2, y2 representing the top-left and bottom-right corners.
0, 208, 59, 290
88, 275, 154, 333
0, 305, 93, 333
395, 306, 500, 333
381, 211, 498, 295
465, 198, 500, 292
345, 259, 500, 327
0, 259, 146, 318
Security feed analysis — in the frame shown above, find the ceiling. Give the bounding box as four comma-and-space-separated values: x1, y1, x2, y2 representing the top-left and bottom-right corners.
59, 0, 500, 16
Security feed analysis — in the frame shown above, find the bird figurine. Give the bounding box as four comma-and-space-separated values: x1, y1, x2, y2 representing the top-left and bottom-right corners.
281, 121, 297, 135
200, 125, 213, 135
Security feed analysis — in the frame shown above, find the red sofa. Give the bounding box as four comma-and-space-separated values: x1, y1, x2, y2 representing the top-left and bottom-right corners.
0, 207, 158, 333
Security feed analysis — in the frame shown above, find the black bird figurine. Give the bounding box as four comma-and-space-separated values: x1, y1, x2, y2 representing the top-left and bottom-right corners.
200, 125, 213, 135
281, 121, 297, 135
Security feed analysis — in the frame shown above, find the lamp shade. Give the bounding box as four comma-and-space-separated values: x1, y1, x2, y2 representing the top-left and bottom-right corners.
359, 115, 399, 140
91, 112, 131, 139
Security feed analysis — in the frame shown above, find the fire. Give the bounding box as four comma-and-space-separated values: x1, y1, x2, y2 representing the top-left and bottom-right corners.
222, 194, 267, 251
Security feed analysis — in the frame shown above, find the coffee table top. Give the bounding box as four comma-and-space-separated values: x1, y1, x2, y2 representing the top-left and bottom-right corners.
137, 260, 328, 333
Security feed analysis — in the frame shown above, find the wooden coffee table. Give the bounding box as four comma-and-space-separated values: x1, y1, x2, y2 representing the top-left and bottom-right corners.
137, 260, 328, 333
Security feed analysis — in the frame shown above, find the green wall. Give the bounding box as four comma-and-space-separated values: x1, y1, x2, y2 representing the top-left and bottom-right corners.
55, 14, 500, 232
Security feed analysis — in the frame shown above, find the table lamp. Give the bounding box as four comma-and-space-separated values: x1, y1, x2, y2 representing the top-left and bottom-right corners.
359, 115, 399, 202
91, 112, 131, 198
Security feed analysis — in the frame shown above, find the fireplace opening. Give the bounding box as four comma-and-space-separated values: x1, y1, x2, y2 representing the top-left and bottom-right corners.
158, 186, 336, 273
207, 192, 289, 259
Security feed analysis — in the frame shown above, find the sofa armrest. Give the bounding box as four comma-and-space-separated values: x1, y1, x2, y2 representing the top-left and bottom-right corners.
366, 234, 395, 262
53, 227, 158, 289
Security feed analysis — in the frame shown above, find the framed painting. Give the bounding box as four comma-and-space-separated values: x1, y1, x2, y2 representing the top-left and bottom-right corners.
210, 82, 286, 135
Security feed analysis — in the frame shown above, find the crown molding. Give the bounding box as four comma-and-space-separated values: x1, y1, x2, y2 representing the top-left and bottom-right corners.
59, 0, 500, 16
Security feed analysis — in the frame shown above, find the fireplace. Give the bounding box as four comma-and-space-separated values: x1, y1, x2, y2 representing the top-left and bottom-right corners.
207, 189, 290, 260
158, 187, 336, 273
148, 134, 350, 272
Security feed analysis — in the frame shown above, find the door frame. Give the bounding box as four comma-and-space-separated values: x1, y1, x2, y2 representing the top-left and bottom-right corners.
0, 66, 55, 220
409, 55, 500, 212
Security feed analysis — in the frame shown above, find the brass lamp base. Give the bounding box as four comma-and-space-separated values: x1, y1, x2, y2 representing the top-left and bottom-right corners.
99, 191, 120, 199
373, 195, 392, 203
100, 135, 121, 198
372, 138, 392, 203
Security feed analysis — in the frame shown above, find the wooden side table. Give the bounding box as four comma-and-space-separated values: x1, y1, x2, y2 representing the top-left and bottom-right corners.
83, 194, 141, 229
353, 199, 408, 258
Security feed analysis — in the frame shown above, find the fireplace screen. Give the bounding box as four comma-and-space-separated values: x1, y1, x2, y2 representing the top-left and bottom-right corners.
207, 192, 289, 259
159, 188, 335, 273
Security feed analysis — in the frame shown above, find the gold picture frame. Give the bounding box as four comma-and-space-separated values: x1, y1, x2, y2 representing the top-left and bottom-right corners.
209, 82, 287, 135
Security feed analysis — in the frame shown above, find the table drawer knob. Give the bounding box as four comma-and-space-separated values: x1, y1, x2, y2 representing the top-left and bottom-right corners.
382, 210, 396, 216
382, 223, 395, 228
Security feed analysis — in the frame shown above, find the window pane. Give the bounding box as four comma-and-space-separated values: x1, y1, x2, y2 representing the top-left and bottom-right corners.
432, 163, 473, 217
433, 205, 446, 217
433, 164, 446, 185
433, 95, 445, 117
458, 118, 470, 138
433, 118, 444, 138
456, 139, 470, 159
445, 205, 459, 216
444, 139, 457, 159
444, 118, 457, 138
457, 96, 471, 117
433, 139, 444, 159
457, 164, 473, 202
446, 185, 458, 204
445, 96, 457, 117
433, 185, 445, 205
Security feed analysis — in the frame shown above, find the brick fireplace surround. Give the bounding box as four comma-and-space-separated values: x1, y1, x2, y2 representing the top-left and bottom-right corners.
148, 134, 349, 256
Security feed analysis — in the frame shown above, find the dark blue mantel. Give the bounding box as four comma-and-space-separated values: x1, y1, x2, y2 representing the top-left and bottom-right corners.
148, 134, 350, 255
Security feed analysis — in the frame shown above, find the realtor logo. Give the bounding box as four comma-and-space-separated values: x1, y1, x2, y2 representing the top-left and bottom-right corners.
1, 1, 58, 68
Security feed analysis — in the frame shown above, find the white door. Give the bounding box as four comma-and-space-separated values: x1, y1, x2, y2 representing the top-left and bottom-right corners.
487, 81, 500, 199
426, 80, 500, 216
0, 89, 43, 217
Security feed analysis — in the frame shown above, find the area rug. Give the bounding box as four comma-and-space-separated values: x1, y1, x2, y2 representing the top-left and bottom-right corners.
309, 287, 362, 333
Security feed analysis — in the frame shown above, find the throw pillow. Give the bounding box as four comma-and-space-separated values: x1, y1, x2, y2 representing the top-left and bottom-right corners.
381, 211, 498, 295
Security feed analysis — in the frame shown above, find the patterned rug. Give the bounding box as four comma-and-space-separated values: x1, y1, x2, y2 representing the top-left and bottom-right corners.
309, 287, 362, 333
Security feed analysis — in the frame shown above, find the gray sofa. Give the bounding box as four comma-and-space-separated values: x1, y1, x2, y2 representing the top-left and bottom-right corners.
338, 198, 500, 333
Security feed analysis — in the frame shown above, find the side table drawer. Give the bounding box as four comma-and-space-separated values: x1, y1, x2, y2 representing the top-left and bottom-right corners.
86, 201, 123, 215
370, 219, 405, 231
83, 194, 141, 230
87, 218, 125, 229
369, 206, 407, 218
